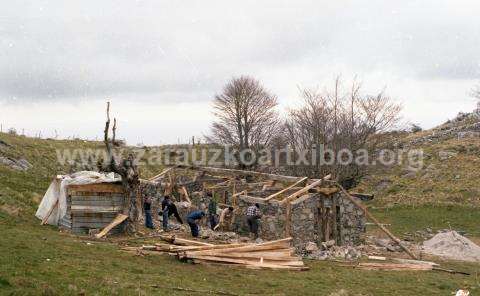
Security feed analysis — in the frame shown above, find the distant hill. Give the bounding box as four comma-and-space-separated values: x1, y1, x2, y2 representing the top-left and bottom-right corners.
356, 111, 480, 207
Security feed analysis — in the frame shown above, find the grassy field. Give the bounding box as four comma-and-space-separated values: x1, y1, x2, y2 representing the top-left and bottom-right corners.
1, 213, 479, 296
1, 132, 480, 295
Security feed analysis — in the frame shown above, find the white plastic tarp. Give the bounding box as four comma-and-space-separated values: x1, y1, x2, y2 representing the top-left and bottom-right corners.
35, 171, 121, 225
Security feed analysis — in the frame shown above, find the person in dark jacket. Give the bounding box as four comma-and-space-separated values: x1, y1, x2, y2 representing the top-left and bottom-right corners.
161, 196, 171, 231
143, 196, 154, 229
167, 202, 184, 224
160, 196, 184, 231
186, 210, 205, 237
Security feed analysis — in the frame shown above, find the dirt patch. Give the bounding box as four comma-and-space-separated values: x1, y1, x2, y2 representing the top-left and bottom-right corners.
422, 230, 480, 262
0, 204, 20, 216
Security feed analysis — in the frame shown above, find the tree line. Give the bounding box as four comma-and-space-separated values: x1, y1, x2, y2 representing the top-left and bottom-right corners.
207, 75, 402, 186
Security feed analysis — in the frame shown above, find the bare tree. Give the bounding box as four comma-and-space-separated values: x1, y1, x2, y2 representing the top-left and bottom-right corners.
103, 102, 140, 232
208, 76, 280, 166
284, 77, 401, 187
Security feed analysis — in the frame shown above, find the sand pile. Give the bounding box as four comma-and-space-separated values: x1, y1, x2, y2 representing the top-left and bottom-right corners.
422, 231, 480, 262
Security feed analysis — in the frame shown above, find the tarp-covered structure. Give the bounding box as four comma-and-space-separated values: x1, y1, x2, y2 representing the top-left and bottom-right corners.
36, 171, 121, 226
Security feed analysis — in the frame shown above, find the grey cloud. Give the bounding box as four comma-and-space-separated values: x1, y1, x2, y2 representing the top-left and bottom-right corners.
1, 0, 480, 103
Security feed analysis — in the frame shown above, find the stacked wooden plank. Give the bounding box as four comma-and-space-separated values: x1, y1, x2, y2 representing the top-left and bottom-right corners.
136, 236, 307, 271
64, 183, 126, 234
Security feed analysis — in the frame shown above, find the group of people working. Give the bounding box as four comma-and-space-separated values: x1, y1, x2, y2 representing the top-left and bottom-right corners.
143, 193, 262, 239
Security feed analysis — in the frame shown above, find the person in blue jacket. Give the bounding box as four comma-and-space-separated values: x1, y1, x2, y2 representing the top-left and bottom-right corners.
186, 210, 205, 237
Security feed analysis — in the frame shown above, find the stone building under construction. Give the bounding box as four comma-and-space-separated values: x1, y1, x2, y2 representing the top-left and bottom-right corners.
141, 166, 366, 252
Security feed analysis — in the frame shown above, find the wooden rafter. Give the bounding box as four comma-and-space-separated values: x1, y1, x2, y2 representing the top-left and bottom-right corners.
148, 167, 174, 182
279, 175, 331, 205
264, 177, 308, 201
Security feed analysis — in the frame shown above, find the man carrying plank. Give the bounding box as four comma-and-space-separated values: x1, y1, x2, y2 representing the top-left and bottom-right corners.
213, 206, 234, 231
246, 203, 262, 239
186, 210, 206, 237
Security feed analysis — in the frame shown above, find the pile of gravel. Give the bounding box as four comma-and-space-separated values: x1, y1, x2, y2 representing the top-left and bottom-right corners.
422, 230, 480, 262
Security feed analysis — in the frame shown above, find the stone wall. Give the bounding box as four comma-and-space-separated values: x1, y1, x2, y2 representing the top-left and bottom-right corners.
336, 193, 367, 245
232, 195, 285, 240
290, 194, 318, 251
232, 191, 366, 252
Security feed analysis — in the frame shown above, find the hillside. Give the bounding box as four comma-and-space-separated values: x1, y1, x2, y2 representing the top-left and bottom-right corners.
0, 133, 165, 219
356, 111, 480, 207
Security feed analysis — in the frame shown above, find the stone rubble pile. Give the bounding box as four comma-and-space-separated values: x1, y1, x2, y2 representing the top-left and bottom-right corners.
303, 241, 363, 261
199, 228, 239, 243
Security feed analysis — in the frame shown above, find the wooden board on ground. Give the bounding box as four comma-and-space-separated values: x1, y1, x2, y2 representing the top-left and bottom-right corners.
356, 262, 433, 271
95, 214, 128, 238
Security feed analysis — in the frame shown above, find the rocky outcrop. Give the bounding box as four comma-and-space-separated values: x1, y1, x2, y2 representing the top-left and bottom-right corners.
0, 139, 11, 150
0, 157, 32, 171
407, 112, 480, 146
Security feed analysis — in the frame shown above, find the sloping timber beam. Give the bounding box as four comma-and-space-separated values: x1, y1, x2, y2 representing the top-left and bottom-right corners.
279, 175, 331, 205
148, 167, 174, 182
265, 177, 308, 201
175, 165, 310, 183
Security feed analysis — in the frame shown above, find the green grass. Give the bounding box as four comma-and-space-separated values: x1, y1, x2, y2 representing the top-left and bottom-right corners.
371, 204, 480, 236
1, 215, 479, 296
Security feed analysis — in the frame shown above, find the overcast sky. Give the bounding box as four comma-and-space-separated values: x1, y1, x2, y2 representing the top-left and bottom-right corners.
1, 0, 479, 145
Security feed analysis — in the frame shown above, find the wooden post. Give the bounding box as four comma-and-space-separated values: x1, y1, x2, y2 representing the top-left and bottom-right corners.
324, 207, 330, 241
332, 196, 338, 244
232, 179, 236, 195
285, 202, 292, 238
319, 198, 325, 242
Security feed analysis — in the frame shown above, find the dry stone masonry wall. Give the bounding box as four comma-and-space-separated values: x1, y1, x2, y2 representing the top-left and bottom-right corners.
233, 191, 366, 252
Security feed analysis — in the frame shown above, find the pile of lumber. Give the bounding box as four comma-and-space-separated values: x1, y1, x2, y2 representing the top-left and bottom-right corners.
178, 237, 307, 271
127, 236, 307, 271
